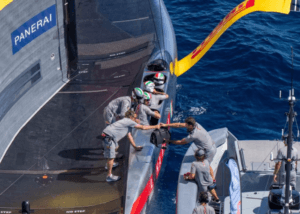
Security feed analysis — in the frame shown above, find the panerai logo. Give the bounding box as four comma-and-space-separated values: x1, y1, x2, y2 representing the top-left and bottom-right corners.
11, 5, 56, 54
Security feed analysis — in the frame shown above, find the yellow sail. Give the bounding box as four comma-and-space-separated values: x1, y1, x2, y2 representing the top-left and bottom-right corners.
0, 0, 13, 11
174, 0, 292, 77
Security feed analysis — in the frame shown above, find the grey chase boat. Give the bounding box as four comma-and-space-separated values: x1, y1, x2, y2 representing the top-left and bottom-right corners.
0, 0, 177, 213
176, 75, 300, 214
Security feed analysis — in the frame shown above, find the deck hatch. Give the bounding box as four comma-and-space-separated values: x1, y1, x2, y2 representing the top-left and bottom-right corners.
0, 61, 42, 122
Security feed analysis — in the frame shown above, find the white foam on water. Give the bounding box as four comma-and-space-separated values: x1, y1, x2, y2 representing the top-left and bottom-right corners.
189, 106, 206, 115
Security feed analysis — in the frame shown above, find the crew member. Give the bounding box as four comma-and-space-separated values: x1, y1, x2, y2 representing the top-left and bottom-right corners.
192, 192, 216, 214
161, 117, 217, 180
185, 149, 219, 202
143, 81, 168, 110
273, 139, 298, 188
103, 87, 144, 125
102, 110, 160, 182
135, 92, 161, 125
153, 72, 165, 91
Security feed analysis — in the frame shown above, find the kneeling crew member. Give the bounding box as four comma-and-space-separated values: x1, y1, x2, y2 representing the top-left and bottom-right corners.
161, 117, 217, 180
186, 149, 219, 202
273, 139, 298, 188
193, 192, 216, 214
102, 110, 160, 182
103, 87, 144, 125
136, 92, 161, 125
143, 81, 168, 110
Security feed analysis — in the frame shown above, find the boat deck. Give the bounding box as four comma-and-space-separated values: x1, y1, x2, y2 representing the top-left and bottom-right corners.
0, 85, 130, 213
223, 140, 300, 214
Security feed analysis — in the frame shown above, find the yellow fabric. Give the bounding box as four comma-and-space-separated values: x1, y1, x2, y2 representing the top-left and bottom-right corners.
0, 0, 13, 11
175, 0, 292, 77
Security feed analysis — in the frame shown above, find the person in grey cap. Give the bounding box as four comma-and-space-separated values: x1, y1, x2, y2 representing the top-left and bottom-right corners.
192, 192, 216, 214
273, 139, 298, 188
103, 87, 144, 126
135, 92, 161, 125
102, 109, 160, 182
161, 117, 216, 180
185, 149, 219, 202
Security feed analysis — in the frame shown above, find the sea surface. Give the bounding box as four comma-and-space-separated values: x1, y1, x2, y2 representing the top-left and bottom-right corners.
148, 0, 300, 213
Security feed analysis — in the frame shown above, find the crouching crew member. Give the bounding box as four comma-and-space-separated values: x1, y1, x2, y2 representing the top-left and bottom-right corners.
143, 81, 168, 110
161, 117, 217, 181
135, 92, 161, 125
192, 192, 216, 214
185, 149, 219, 202
102, 110, 160, 182
103, 87, 144, 125
273, 139, 298, 188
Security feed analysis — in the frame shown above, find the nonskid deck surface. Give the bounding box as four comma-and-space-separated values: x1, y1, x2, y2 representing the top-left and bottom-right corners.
238, 140, 300, 191
223, 140, 300, 214
0, 85, 131, 213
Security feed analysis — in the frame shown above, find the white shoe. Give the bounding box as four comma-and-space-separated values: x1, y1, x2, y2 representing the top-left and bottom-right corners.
105, 162, 119, 170
106, 174, 121, 182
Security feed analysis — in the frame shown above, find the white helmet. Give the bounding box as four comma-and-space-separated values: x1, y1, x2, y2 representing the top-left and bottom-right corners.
153, 72, 165, 85
143, 92, 152, 106
132, 87, 144, 100
143, 81, 155, 93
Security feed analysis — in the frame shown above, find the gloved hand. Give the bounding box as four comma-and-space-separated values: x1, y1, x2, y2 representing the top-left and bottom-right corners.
183, 172, 190, 180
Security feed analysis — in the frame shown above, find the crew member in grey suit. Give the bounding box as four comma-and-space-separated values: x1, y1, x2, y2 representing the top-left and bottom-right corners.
185, 149, 219, 202
135, 91, 161, 125
103, 87, 144, 126
193, 192, 215, 214
273, 139, 298, 188
161, 117, 217, 181
102, 110, 160, 182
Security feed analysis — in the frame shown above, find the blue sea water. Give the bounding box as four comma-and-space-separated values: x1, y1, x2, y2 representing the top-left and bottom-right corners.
148, 0, 300, 213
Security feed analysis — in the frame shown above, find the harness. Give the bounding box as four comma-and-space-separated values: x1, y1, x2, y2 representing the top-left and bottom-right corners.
135, 103, 141, 116
101, 132, 113, 142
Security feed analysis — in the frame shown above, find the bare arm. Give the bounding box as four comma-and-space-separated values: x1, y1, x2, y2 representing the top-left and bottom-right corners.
273, 162, 281, 182
165, 138, 188, 145
161, 123, 186, 128
153, 89, 166, 95
127, 132, 137, 148
188, 173, 195, 180
127, 132, 143, 151
154, 111, 161, 119
135, 124, 160, 130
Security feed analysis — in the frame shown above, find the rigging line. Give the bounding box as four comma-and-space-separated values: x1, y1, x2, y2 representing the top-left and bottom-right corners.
55, 0, 64, 81
159, 0, 165, 60
291, 46, 294, 91
0, 87, 122, 196
147, 0, 163, 59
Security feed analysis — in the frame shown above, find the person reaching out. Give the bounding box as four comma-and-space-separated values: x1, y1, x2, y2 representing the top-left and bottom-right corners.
135, 92, 161, 125
161, 117, 217, 181
102, 110, 160, 182
143, 81, 168, 110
